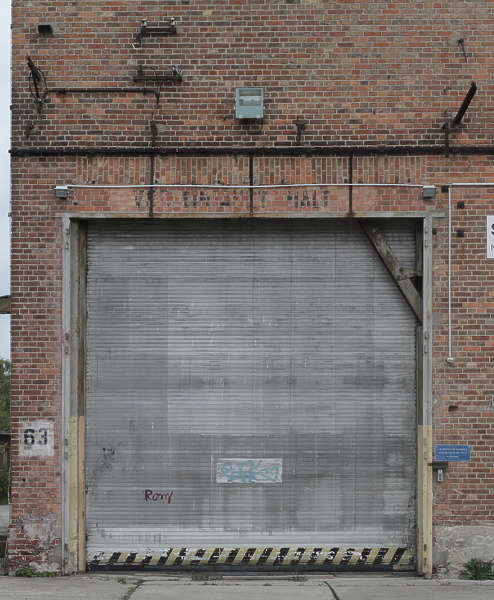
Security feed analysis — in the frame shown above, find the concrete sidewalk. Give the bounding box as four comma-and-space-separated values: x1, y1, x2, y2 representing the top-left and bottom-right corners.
1, 574, 494, 600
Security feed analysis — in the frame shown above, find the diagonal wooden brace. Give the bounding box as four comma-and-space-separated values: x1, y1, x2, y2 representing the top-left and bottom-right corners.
359, 221, 423, 324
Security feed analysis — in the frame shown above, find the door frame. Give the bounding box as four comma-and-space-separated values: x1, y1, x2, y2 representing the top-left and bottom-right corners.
61, 213, 434, 575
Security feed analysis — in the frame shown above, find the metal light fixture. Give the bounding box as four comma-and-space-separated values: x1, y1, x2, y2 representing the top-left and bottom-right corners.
54, 185, 69, 199
235, 87, 264, 120
37, 23, 54, 36
134, 18, 177, 46
422, 185, 437, 200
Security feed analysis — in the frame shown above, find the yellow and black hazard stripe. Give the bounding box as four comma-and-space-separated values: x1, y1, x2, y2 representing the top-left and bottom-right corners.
88, 546, 414, 570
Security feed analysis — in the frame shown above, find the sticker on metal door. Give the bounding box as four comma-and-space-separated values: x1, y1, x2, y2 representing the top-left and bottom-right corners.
215, 458, 282, 483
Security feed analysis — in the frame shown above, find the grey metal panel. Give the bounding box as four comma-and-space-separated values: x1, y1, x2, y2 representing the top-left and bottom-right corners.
85, 219, 416, 553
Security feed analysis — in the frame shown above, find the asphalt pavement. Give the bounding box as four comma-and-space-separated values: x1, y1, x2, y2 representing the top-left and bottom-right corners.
1, 574, 494, 600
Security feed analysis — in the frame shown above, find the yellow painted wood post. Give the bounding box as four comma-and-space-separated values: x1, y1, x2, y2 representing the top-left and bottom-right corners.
68, 416, 79, 570
417, 216, 433, 577
78, 415, 86, 572
67, 221, 87, 573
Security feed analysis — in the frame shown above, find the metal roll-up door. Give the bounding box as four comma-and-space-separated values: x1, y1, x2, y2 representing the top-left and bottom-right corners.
85, 219, 417, 570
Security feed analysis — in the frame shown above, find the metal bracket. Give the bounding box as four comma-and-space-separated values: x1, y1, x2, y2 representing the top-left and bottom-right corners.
150, 121, 158, 145
457, 38, 468, 63
294, 120, 307, 145
429, 461, 449, 469
429, 461, 448, 482
441, 120, 450, 157
452, 82, 477, 127
133, 64, 182, 84
135, 18, 177, 46
27, 55, 47, 113
441, 82, 477, 156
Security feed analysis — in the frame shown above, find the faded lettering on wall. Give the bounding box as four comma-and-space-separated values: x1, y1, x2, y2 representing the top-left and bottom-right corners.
134, 188, 342, 211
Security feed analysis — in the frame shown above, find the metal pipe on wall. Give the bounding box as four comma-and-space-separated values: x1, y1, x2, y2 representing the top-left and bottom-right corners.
58, 182, 427, 189
447, 186, 453, 363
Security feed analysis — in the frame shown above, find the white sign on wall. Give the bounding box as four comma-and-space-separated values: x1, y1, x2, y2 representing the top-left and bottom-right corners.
488, 216, 494, 259
20, 421, 54, 457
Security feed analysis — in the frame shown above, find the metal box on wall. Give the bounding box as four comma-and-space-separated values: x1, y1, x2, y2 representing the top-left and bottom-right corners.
235, 87, 264, 120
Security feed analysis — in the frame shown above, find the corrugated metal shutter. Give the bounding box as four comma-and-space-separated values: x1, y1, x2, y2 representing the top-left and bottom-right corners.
85, 219, 416, 566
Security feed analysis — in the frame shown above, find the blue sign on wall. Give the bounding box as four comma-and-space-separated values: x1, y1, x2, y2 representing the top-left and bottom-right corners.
435, 445, 471, 462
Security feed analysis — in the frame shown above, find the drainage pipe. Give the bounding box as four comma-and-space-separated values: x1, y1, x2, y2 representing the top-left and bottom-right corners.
448, 186, 453, 363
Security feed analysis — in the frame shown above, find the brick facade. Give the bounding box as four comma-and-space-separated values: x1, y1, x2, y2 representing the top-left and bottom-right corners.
9, 1, 494, 575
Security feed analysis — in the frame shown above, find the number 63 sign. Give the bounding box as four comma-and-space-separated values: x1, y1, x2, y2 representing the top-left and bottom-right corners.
20, 421, 54, 457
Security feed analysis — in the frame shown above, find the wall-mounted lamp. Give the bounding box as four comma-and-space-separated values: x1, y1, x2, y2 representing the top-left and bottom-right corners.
235, 87, 264, 120
37, 23, 54, 36
422, 185, 437, 200
135, 18, 177, 46
54, 185, 69, 199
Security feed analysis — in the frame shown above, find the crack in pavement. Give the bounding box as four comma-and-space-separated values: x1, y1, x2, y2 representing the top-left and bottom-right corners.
324, 581, 342, 600
121, 579, 145, 600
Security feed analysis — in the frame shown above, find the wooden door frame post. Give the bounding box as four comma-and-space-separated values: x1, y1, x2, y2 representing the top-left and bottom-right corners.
417, 215, 433, 576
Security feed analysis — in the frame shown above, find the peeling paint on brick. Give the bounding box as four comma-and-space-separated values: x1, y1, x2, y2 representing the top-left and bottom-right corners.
8, 514, 61, 573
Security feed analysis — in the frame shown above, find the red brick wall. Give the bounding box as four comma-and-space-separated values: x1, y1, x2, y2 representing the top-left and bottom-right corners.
11, 1, 494, 149
431, 167, 494, 529
9, 157, 77, 571
9, 0, 494, 573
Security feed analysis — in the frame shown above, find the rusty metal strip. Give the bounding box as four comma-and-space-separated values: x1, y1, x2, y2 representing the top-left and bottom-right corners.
364, 547, 381, 565
197, 548, 216, 565
12, 144, 494, 157
181, 548, 202, 566
296, 547, 316, 565
262, 547, 282, 565
114, 552, 128, 565
329, 548, 346, 565
348, 548, 364, 565
381, 547, 399, 565
165, 548, 185, 566
313, 547, 332, 565
231, 548, 249, 565
397, 548, 415, 568
282, 547, 301, 565
88, 546, 414, 569
249, 546, 266, 564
